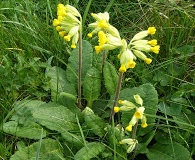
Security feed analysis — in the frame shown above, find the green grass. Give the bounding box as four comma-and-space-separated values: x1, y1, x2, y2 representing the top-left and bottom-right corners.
0, 0, 195, 159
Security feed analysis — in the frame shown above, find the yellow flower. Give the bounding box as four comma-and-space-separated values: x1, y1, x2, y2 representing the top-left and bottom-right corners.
95, 31, 123, 53
134, 106, 145, 119
147, 27, 156, 35
119, 41, 136, 72
130, 27, 156, 42
114, 106, 120, 113
125, 124, 133, 132
145, 58, 152, 64
127, 27, 160, 64
88, 12, 121, 39
53, 4, 81, 49
147, 39, 157, 46
98, 31, 108, 46
150, 45, 160, 54
141, 115, 148, 128
98, 19, 109, 28
59, 31, 66, 37
115, 100, 136, 112
53, 19, 60, 26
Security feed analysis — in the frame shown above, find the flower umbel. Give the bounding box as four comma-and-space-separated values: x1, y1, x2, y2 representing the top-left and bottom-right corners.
95, 31, 123, 53
114, 95, 148, 132
88, 12, 121, 38
53, 4, 81, 48
128, 27, 160, 64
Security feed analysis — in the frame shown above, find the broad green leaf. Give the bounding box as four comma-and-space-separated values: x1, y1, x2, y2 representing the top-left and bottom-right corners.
158, 102, 182, 116
46, 66, 76, 102
10, 139, 64, 160
11, 100, 46, 124
32, 102, 78, 132
118, 83, 158, 136
66, 40, 93, 86
61, 130, 84, 147
147, 142, 191, 160
3, 121, 46, 139
74, 142, 105, 160
83, 67, 101, 105
173, 112, 195, 133
153, 71, 170, 86
176, 45, 194, 59
103, 61, 118, 95
83, 107, 106, 137
3, 100, 47, 139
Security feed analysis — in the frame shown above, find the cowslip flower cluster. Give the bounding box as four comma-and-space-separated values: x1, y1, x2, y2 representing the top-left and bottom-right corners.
53, 4, 81, 48
128, 27, 160, 64
118, 27, 160, 72
88, 12, 160, 72
88, 12, 124, 54
114, 94, 148, 132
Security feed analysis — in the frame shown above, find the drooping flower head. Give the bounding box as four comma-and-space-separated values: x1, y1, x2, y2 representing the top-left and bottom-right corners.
88, 12, 121, 39
128, 27, 160, 64
118, 40, 136, 72
53, 4, 81, 48
114, 95, 148, 132
95, 30, 123, 53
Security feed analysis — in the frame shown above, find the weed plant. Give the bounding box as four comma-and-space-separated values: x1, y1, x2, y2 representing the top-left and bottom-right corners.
0, 0, 195, 159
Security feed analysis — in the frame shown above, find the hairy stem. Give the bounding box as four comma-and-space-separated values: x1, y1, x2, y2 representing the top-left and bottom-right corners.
131, 122, 138, 160
109, 72, 123, 123
78, 25, 82, 109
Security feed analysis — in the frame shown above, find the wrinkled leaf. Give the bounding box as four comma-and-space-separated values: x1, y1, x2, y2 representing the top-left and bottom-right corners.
66, 40, 93, 86
32, 102, 78, 132
74, 142, 105, 160
46, 66, 76, 102
147, 142, 191, 160
3, 121, 46, 139
103, 61, 118, 95
10, 139, 64, 160
83, 107, 106, 137
83, 67, 101, 103
158, 102, 182, 116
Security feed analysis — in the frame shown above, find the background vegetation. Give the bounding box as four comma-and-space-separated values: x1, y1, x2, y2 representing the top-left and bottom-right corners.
0, 0, 194, 159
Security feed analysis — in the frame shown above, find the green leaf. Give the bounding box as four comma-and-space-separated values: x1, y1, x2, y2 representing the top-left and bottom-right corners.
83, 67, 101, 105
74, 142, 105, 160
153, 71, 170, 86
61, 130, 84, 147
118, 83, 158, 136
3, 100, 47, 139
46, 66, 76, 102
66, 40, 93, 86
11, 100, 46, 124
3, 121, 46, 139
10, 139, 64, 160
32, 102, 78, 132
83, 107, 106, 137
147, 142, 191, 160
176, 45, 194, 59
158, 102, 182, 116
103, 61, 118, 95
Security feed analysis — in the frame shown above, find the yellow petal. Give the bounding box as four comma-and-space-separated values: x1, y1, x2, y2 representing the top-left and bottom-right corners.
148, 27, 156, 35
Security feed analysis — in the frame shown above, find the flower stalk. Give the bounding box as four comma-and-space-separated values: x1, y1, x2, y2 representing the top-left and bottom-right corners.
78, 22, 82, 109
110, 71, 123, 123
